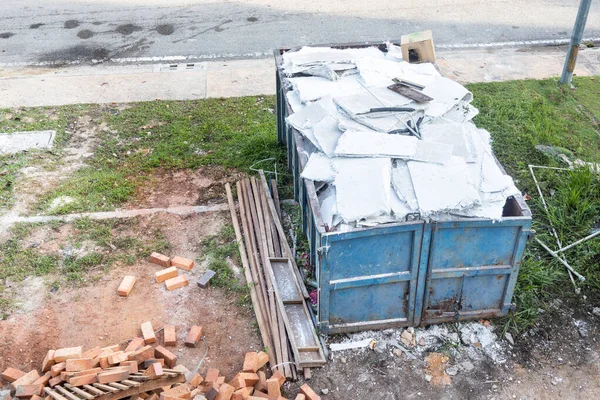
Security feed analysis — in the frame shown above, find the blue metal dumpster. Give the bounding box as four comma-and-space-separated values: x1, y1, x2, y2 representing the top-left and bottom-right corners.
274, 42, 532, 334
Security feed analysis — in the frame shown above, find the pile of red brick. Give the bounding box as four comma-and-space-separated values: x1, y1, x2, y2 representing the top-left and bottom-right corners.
1, 319, 321, 400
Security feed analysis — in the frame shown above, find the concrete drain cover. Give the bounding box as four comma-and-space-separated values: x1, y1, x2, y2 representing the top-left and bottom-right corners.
0, 130, 56, 154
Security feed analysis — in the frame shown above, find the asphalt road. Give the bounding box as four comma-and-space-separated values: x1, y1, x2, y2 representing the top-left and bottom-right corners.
0, 0, 599, 66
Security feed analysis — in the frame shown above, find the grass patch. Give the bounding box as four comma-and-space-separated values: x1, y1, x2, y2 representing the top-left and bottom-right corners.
200, 224, 251, 307
469, 77, 600, 332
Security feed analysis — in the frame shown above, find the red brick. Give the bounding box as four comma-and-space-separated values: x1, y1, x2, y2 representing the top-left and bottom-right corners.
69, 368, 101, 377
249, 391, 269, 399
154, 346, 177, 369
66, 359, 93, 372
160, 385, 191, 400
256, 352, 269, 370
41, 350, 56, 373
155, 267, 178, 283
163, 325, 176, 347
82, 346, 102, 360
205, 368, 219, 384
232, 388, 253, 400
238, 373, 258, 388
97, 369, 130, 384
141, 321, 156, 344
48, 376, 63, 388
165, 275, 189, 291
266, 378, 280, 398
170, 256, 194, 271
150, 253, 171, 267
143, 359, 165, 368
189, 373, 203, 387
119, 361, 138, 374
184, 325, 202, 348
242, 353, 258, 373
294, 395, 306, 400
30, 395, 44, 400
12, 371, 41, 388
68, 374, 98, 387
2, 367, 26, 383
125, 337, 145, 353
32, 372, 51, 386
102, 345, 120, 353
254, 372, 266, 392
129, 345, 155, 363
215, 383, 234, 400
15, 384, 43, 399
271, 370, 285, 387
107, 352, 128, 365
299, 384, 320, 400
143, 363, 163, 380
118, 276, 136, 297
54, 347, 83, 362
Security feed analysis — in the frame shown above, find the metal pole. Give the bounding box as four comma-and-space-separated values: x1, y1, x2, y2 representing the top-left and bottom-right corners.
559, 0, 593, 85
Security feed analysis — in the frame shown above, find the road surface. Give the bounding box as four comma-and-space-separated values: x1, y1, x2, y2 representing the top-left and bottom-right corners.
0, 0, 599, 66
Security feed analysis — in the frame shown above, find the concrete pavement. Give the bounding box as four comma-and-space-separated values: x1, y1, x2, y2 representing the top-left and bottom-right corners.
0, 0, 599, 66
0, 45, 598, 108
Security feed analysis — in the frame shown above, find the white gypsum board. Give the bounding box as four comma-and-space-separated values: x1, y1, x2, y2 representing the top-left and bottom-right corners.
334, 129, 418, 158
312, 115, 343, 158
421, 77, 472, 118
391, 160, 419, 212
333, 157, 392, 222
419, 121, 477, 162
301, 152, 336, 182
411, 140, 454, 165
333, 87, 412, 117
288, 75, 364, 103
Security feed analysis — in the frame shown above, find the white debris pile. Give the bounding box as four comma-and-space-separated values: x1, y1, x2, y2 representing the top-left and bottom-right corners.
281, 45, 521, 230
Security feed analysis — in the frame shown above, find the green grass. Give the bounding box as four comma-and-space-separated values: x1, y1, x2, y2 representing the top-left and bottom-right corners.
36, 97, 286, 214
200, 224, 251, 307
469, 77, 600, 332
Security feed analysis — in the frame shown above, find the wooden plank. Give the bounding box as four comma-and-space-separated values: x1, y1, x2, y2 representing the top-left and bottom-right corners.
258, 171, 309, 298
90, 375, 184, 400
270, 258, 303, 303
271, 178, 282, 220
44, 388, 69, 400
92, 385, 118, 393
124, 376, 148, 382
55, 386, 83, 400
63, 384, 95, 399
82, 386, 105, 395
119, 381, 140, 388
298, 347, 321, 352
107, 383, 128, 391
226, 182, 275, 371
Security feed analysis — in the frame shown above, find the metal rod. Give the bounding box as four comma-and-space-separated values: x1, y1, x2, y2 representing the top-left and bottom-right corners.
559, 0, 592, 85
556, 229, 600, 254
535, 237, 586, 281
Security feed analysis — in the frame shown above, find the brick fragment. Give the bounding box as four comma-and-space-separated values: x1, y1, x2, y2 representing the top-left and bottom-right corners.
205, 369, 219, 384
49, 363, 65, 378
15, 384, 43, 398
150, 252, 171, 267
48, 376, 63, 388
163, 325, 177, 347
154, 346, 177, 369
248, 391, 268, 399
97, 369, 130, 384
254, 372, 266, 392
294, 396, 305, 400
197, 270, 215, 289
299, 384, 320, 400
82, 346, 102, 360
2, 367, 26, 383
189, 373, 203, 387
32, 372, 51, 386
155, 267, 178, 283
41, 350, 56, 373
266, 378, 280, 398
102, 345, 120, 353
141, 321, 157, 344
160, 385, 191, 400
12, 370, 41, 388
66, 358, 93, 372
54, 347, 83, 363
271, 370, 285, 387
108, 352, 128, 365
70, 368, 102, 377
170, 256, 194, 271
68, 374, 98, 387
125, 337, 145, 353
143, 363, 163, 380
256, 352, 269, 370
143, 359, 165, 368
215, 383, 234, 400
242, 353, 259, 373
119, 361, 138, 374
129, 346, 155, 363
185, 326, 203, 348
232, 387, 253, 400
165, 275, 189, 291
30, 395, 44, 400
118, 276, 137, 297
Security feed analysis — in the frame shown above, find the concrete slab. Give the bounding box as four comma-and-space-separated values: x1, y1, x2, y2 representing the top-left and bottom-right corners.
0, 130, 56, 154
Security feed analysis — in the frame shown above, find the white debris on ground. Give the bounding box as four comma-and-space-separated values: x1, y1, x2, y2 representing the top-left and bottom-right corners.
328, 321, 509, 369
281, 44, 521, 230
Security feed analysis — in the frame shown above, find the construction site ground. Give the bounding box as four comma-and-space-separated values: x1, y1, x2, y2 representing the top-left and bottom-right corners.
2, 76, 600, 399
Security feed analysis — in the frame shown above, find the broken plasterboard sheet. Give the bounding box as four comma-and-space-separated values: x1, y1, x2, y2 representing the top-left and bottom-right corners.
408, 156, 480, 215
0, 130, 56, 154
287, 75, 364, 103
333, 87, 412, 117
443, 100, 479, 123
355, 57, 440, 87
451, 200, 507, 220
411, 140, 454, 165
391, 161, 419, 212
286, 91, 304, 113
334, 130, 418, 158
301, 63, 357, 81
421, 77, 472, 118
333, 157, 392, 222
419, 121, 477, 162
301, 152, 335, 182
318, 186, 337, 228
286, 102, 328, 151
479, 150, 520, 196
390, 188, 413, 220
312, 115, 343, 158
282, 46, 386, 73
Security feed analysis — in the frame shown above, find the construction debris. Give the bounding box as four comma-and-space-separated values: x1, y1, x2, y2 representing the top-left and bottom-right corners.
281, 43, 521, 229
197, 270, 216, 289
225, 176, 326, 381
